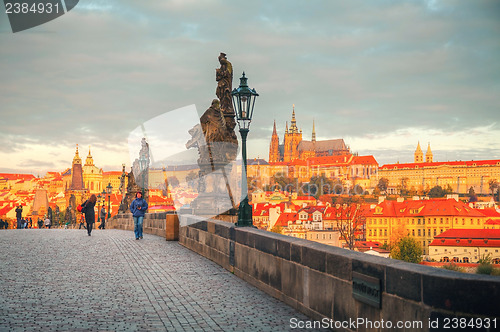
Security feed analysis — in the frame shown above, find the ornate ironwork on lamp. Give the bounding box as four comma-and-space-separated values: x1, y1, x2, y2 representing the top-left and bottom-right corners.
106, 183, 112, 219
231, 72, 258, 227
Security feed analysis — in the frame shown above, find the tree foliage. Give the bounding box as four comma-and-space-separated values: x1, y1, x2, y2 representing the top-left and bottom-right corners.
168, 176, 180, 188
377, 177, 389, 193
390, 235, 422, 264
270, 225, 282, 234
489, 179, 499, 196
428, 185, 446, 198
303, 174, 335, 198
397, 177, 409, 197
468, 187, 478, 203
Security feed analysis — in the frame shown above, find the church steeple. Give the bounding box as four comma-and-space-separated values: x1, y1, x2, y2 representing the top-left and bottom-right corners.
73, 144, 82, 165
425, 143, 433, 163
85, 146, 94, 166
414, 142, 423, 163
312, 120, 316, 142
70, 144, 84, 190
269, 120, 280, 163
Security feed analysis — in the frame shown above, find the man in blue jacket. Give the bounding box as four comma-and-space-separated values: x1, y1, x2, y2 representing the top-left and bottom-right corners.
130, 192, 148, 240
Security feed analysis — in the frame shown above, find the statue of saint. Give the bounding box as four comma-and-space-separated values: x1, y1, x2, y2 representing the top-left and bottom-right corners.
216, 52, 233, 115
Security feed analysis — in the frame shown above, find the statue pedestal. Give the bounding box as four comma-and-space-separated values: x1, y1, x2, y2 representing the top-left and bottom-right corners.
190, 163, 236, 217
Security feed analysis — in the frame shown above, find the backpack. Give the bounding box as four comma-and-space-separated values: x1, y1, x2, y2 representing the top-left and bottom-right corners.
78, 202, 87, 213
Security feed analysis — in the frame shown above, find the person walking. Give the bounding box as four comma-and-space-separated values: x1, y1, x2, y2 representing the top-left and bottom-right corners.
81, 194, 97, 236
130, 192, 148, 240
98, 206, 106, 230
15, 205, 23, 229
44, 216, 51, 229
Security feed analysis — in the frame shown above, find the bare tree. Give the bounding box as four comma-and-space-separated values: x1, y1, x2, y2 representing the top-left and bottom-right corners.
332, 203, 363, 250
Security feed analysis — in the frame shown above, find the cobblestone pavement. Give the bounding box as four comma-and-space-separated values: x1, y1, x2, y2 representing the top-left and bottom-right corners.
0, 229, 328, 331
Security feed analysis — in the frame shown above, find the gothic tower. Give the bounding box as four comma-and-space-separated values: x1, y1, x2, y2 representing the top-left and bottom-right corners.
283, 105, 302, 162
71, 144, 84, 190
269, 120, 280, 163
66, 144, 88, 214
425, 143, 433, 163
312, 119, 316, 142
414, 142, 423, 163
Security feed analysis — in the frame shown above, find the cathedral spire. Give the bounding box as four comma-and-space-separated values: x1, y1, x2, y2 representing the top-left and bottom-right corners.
289, 104, 299, 134
285, 121, 288, 134
73, 144, 82, 165
312, 119, 316, 142
272, 120, 277, 135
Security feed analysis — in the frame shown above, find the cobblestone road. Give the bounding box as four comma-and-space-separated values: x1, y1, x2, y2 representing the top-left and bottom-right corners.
0, 229, 327, 331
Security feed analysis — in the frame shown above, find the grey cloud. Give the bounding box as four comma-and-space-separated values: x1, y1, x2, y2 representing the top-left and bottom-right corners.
0, 0, 499, 172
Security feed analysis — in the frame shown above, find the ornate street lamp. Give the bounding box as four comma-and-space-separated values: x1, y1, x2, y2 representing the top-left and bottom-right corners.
139, 154, 147, 197
231, 72, 258, 227
106, 183, 112, 219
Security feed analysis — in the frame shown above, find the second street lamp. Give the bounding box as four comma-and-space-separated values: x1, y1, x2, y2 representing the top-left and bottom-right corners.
106, 183, 112, 219
231, 72, 258, 227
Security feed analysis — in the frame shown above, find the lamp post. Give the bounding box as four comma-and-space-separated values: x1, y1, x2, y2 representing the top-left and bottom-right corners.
231, 72, 258, 227
139, 154, 147, 197
106, 183, 112, 219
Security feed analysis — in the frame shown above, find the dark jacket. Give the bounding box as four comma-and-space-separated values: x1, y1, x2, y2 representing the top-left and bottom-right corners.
130, 198, 148, 217
81, 200, 96, 224
16, 206, 22, 219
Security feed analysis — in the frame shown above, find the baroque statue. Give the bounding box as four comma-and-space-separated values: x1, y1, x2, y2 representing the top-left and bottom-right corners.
186, 53, 239, 215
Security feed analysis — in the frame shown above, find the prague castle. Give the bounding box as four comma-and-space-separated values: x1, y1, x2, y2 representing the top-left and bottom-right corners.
379, 143, 500, 194
269, 105, 350, 163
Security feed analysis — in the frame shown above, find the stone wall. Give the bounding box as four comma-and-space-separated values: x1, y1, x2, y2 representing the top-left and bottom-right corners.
179, 215, 500, 332
107, 212, 168, 238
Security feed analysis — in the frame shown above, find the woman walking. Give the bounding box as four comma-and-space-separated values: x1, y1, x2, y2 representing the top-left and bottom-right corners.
81, 194, 97, 236
130, 192, 148, 240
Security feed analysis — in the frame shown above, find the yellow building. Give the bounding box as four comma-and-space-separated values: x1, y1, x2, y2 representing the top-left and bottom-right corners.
380, 143, 500, 194
365, 198, 487, 255
82, 148, 103, 194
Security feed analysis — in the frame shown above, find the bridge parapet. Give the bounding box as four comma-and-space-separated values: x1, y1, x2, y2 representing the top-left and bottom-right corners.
179, 215, 500, 331
107, 212, 178, 239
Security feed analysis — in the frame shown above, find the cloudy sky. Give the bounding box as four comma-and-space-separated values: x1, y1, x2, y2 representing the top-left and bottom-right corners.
1, 0, 499, 175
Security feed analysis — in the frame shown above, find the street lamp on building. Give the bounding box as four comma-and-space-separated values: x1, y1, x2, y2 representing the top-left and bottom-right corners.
106, 183, 112, 219
231, 72, 258, 227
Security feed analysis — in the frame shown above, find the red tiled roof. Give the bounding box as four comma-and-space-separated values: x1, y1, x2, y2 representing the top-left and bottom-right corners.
275, 212, 299, 227
0, 173, 36, 181
430, 229, 500, 248
351, 155, 378, 165
485, 219, 500, 225
380, 159, 500, 170
295, 196, 316, 201
366, 198, 485, 218
477, 208, 500, 218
